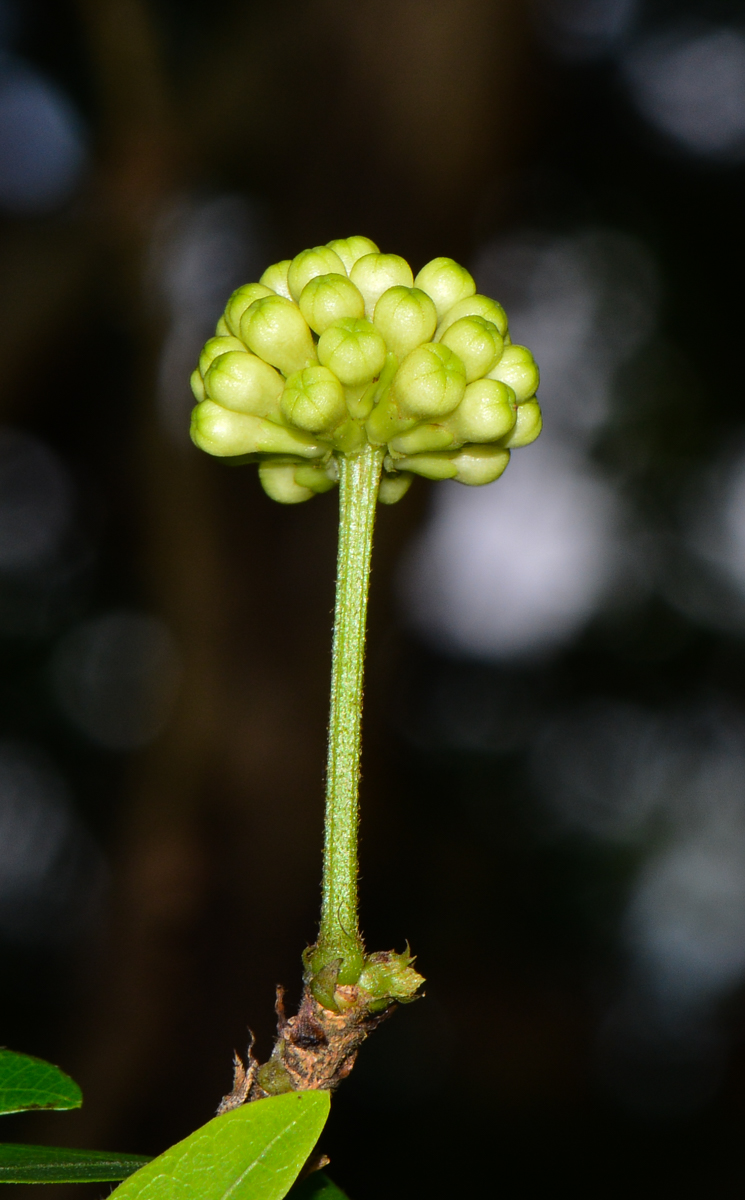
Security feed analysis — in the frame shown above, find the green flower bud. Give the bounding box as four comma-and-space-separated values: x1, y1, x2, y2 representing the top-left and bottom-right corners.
388, 450, 458, 481
240, 295, 317, 376
294, 462, 337, 494
204, 351, 285, 418
450, 444, 510, 485
331, 418, 367, 455
215, 315, 231, 336
444, 378, 516, 444
326, 235, 379, 272
317, 317, 387, 386
501, 398, 542, 448
413, 256, 476, 322
365, 395, 417, 446
487, 344, 539, 402
388, 423, 455, 455
439, 315, 503, 383
190, 369, 205, 402
287, 246, 347, 302
343, 381, 377, 421
258, 462, 315, 504
198, 335, 247, 378
436, 293, 508, 339
349, 253, 414, 318
191, 400, 325, 458
378, 471, 414, 505
373, 286, 437, 360
391, 342, 466, 419
259, 259, 292, 299
299, 273, 365, 334
224, 283, 274, 337
280, 365, 347, 434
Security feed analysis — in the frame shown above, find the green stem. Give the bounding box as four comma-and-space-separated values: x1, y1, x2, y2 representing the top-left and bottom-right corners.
313, 443, 385, 986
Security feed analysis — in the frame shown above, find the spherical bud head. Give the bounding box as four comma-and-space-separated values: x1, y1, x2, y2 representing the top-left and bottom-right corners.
326, 235, 379, 273
258, 461, 314, 504
436, 293, 509, 339
287, 246, 347, 302
259, 259, 292, 299
449, 378, 516, 443
280, 365, 347, 435
350, 253, 414, 318
391, 342, 466, 420
378, 471, 414, 505
317, 317, 387, 387
240, 295, 317, 376
451, 444, 510, 486
191, 401, 324, 458
299, 273, 365, 334
439, 315, 503, 383
204, 351, 284, 418
502, 399, 542, 448
190, 369, 205, 402
224, 283, 274, 336
198, 335, 250, 379
414, 256, 476, 322
487, 344, 539, 403
373, 286, 437, 360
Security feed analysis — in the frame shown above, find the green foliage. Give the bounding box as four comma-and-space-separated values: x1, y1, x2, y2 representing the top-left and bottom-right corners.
0, 1051, 81, 1116
0, 1143, 150, 1183
288, 1172, 349, 1200
110, 1090, 331, 1200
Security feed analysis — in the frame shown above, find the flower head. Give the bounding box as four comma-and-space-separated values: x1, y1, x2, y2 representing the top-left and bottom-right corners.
190, 238, 542, 504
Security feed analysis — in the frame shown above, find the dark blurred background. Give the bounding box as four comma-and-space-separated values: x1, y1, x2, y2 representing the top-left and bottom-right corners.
0, 0, 744, 1195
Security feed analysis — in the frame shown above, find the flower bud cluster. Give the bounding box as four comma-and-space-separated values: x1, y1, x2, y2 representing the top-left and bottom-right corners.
190, 237, 541, 504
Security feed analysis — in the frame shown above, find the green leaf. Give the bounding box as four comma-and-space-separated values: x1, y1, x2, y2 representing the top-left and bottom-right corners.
0, 1143, 151, 1183
0, 1051, 82, 1116
111, 1090, 331, 1200
287, 1171, 349, 1200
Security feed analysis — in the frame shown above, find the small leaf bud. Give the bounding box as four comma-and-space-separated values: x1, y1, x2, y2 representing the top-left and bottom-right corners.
280, 365, 347, 434
190, 369, 205, 402
294, 462, 337, 494
299, 273, 365, 333
240, 295, 317, 376
258, 461, 314, 504
191, 400, 325, 458
387, 450, 458, 481
287, 246, 347, 301
439, 315, 503, 382
414, 256, 476, 321
373, 286, 437, 360
451, 444, 510, 485
444, 378, 516, 444
391, 342, 466, 420
204, 351, 285, 417
350, 253, 414, 318
378, 471, 414, 505
501, 398, 542, 448
224, 283, 274, 337
436, 293, 508, 339
388, 424, 454, 455
326, 235, 379, 272
198, 335, 247, 378
487, 344, 539, 403
259, 259, 292, 299
317, 317, 387, 386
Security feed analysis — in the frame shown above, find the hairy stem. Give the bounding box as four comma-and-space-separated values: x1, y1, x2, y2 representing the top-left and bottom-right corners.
314, 443, 385, 984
